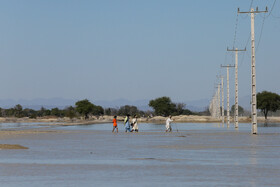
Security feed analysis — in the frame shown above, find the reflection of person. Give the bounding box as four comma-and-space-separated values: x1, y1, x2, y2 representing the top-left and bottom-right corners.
165, 115, 173, 132
132, 115, 139, 132
124, 114, 131, 132
112, 116, 118, 133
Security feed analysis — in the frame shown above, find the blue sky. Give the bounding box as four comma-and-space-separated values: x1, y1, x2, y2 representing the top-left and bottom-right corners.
0, 0, 279, 103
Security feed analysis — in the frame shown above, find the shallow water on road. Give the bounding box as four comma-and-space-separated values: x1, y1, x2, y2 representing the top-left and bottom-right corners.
1, 123, 280, 187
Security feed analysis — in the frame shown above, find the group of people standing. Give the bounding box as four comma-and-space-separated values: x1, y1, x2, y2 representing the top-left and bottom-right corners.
112, 114, 139, 133
112, 115, 174, 133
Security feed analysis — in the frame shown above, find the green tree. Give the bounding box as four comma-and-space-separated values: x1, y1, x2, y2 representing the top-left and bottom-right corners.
22, 108, 37, 118
149, 97, 176, 116
65, 106, 76, 119
118, 105, 138, 116
75, 99, 95, 119
51, 107, 63, 117
257, 91, 280, 119
14, 104, 23, 118
230, 105, 245, 116
5, 108, 15, 117
182, 109, 194, 115
37, 107, 51, 117
92, 105, 104, 116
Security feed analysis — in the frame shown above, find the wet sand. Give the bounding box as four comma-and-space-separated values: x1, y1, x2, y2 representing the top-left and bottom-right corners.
1, 123, 280, 186
0, 144, 28, 149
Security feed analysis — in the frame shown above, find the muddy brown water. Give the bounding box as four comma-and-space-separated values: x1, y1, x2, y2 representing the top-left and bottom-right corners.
0, 123, 280, 186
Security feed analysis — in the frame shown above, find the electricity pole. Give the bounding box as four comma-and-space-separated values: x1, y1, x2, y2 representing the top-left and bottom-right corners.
227, 47, 246, 128
238, 7, 268, 134
217, 83, 221, 119
221, 64, 235, 127
215, 84, 221, 119
220, 76, 224, 124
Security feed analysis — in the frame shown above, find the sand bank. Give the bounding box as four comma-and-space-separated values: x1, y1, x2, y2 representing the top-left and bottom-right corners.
0, 144, 28, 149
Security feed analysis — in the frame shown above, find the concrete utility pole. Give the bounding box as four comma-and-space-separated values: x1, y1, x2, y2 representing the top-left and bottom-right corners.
214, 91, 218, 118
238, 7, 268, 134
227, 47, 246, 128
221, 65, 235, 127
215, 84, 221, 119
217, 84, 221, 119
220, 76, 224, 124
210, 94, 217, 118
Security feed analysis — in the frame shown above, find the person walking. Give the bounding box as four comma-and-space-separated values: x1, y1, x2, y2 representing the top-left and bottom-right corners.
132, 115, 139, 132
112, 116, 118, 133
165, 115, 173, 132
124, 114, 131, 132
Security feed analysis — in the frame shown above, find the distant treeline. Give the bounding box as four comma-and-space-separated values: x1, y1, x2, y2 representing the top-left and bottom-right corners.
0, 97, 205, 119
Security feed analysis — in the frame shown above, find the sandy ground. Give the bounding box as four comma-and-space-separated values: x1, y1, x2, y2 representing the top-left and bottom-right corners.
0, 144, 28, 149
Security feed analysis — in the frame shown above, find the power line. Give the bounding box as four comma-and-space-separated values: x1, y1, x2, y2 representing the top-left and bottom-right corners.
266, 0, 277, 18
249, 0, 254, 10
256, 14, 266, 52
240, 0, 254, 19
270, 0, 280, 18
239, 33, 251, 68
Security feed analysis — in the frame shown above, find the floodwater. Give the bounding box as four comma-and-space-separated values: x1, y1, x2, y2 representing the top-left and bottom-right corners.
0, 122, 61, 130
1, 122, 280, 187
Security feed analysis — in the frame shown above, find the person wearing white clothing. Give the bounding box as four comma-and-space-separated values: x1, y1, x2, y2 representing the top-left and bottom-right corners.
132, 115, 139, 132
165, 115, 173, 132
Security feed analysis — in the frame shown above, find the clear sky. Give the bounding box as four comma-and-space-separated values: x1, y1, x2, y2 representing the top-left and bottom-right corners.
0, 0, 279, 103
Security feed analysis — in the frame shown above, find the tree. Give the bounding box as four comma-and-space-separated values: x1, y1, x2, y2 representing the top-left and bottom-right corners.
37, 107, 51, 117
92, 105, 104, 116
257, 91, 280, 120
182, 109, 194, 115
230, 105, 245, 116
149, 97, 176, 116
118, 105, 138, 116
14, 104, 23, 118
175, 103, 186, 115
5, 108, 15, 117
65, 106, 76, 119
75, 99, 95, 119
105, 108, 112, 115
22, 108, 37, 119
105, 108, 118, 116
51, 108, 64, 117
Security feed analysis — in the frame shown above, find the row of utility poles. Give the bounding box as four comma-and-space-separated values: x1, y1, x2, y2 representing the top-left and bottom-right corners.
209, 7, 268, 135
